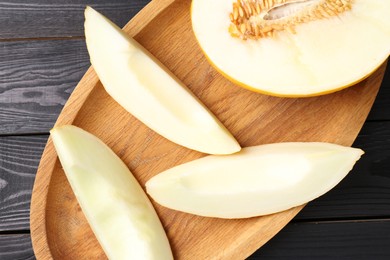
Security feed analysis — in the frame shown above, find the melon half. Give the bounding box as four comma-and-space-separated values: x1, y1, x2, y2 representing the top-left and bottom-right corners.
191, 0, 390, 97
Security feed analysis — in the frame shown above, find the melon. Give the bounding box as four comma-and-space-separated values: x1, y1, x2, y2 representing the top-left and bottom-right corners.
191, 0, 390, 97
84, 7, 240, 155
51, 125, 173, 259
146, 142, 363, 218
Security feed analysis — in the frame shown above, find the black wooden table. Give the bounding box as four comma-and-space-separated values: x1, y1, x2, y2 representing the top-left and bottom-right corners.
1, 1, 389, 259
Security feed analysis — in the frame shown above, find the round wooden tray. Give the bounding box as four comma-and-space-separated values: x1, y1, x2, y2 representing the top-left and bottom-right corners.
30, 0, 386, 259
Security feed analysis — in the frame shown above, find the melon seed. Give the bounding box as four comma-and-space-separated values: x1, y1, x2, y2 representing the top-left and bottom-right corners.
229, 0, 353, 40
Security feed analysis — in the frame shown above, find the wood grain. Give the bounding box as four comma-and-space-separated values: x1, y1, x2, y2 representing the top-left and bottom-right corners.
0, 135, 47, 231
0, 234, 35, 260
0, 0, 150, 39
0, 0, 387, 258
0, 40, 89, 135
30, 0, 386, 259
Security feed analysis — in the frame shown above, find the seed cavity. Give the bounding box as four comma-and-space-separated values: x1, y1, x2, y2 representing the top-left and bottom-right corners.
229, 0, 353, 40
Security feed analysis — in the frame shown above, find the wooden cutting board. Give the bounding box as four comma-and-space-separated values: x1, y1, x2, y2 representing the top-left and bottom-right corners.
30, 0, 387, 259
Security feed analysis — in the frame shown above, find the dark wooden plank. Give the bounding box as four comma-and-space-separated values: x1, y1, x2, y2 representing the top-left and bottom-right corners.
0, 234, 35, 260
296, 121, 390, 220
367, 61, 390, 121
0, 0, 150, 39
249, 220, 390, 259
0, 135, 47, 231
0, 39, 89, 135
2, 220, 390, 260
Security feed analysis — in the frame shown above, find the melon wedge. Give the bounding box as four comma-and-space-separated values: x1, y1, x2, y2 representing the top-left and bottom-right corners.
50, 125, 173, 260
146, 142, 363, 218
84, 7, 240, 155
191, 0, 390, 97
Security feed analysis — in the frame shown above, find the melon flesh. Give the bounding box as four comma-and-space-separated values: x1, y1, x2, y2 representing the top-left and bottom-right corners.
51, 125, 173, 260
146, 142, 363, 218
191, 0, 390, 97
84, 7, 240, 154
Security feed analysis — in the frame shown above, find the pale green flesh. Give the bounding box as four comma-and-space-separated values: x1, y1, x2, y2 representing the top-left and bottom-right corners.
146, 142, 364, 219
84, 7, 240, 155
51, 125, 173, 260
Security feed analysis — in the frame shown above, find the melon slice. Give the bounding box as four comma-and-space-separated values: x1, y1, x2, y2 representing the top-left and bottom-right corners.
191, 0, 390, 97
84, 7, 240, 155
51, 125, 173, 260
146, 142, 363, 218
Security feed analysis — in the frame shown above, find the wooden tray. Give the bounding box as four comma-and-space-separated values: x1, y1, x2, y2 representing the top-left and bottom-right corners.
30, 0, 387, 259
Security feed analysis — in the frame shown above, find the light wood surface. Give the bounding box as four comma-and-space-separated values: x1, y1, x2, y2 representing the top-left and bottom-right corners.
30, 0, 386, 259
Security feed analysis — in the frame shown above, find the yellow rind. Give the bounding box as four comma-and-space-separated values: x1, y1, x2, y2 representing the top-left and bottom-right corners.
198, 36, 386, 98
